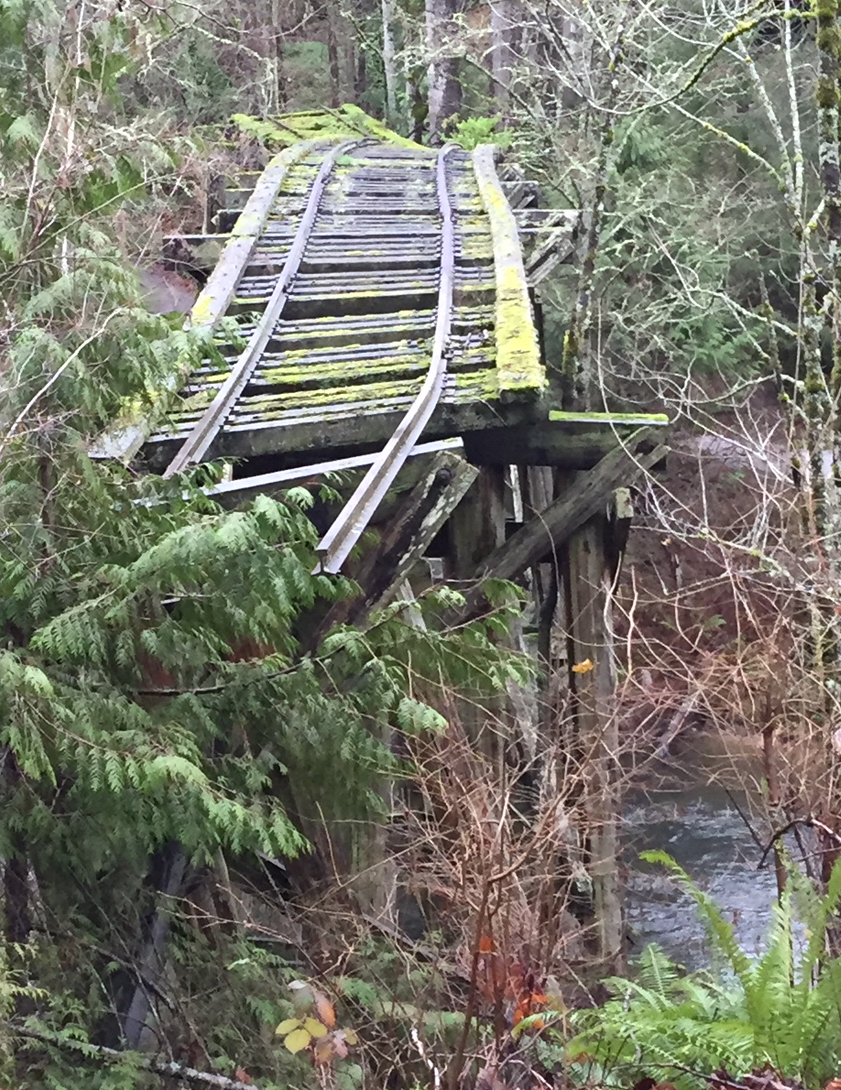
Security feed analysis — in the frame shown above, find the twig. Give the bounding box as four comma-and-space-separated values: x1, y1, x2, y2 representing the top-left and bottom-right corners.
14, 1027, 258, 1089
758, 817, 841, 870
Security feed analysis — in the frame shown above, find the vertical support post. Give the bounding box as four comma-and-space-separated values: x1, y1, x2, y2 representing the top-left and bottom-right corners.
449, 467, 506, 579
565, 513, 623, 969
448, 468, 507, 764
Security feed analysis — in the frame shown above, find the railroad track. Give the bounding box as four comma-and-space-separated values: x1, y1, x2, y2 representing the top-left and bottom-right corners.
146, 137, 519, 571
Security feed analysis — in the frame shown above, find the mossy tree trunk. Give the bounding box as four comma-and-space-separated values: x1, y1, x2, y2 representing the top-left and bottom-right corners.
793, 0, 841, 867
801, 0, 841, 852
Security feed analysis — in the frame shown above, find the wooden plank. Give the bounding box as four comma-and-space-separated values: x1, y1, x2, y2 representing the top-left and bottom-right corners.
472, 144, 545, 398
449, 466, 507, 578
316, 145, 460, 574
462, 414, 669, 469
565, 514, 622, 968
344, 451, 478, 622
208, 438, 464, 505
469, 431, 667, 588
90, 139, 326, 463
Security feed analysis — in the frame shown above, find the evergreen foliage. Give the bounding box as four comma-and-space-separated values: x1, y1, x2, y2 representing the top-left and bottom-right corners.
570, 855, 841, 1090
0, 4, 535, 1081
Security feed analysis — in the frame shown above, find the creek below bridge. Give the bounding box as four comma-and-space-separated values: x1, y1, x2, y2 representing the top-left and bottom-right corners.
622, 733, 785, 969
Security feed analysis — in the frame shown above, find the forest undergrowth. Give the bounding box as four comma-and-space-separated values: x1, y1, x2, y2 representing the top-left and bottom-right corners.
5, 0, 841, 1088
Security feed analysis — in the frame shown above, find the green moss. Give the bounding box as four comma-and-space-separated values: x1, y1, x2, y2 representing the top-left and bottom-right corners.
260, 351, 429, 387
471, 145, 545, 397
248, 376, 424, 415
548, 410, 669, 425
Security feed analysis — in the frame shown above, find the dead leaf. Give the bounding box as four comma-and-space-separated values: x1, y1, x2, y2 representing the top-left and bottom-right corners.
314, 988, 337, 1028
571, 658, 594, 674
313, 1037, 335, 1065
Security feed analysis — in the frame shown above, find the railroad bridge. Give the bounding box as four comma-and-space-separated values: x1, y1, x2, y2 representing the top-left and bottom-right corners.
99, 107, 667, 961
101, 107, 665, 583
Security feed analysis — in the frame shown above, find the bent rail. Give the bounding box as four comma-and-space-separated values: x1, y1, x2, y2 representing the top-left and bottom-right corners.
315, 144, 458, 574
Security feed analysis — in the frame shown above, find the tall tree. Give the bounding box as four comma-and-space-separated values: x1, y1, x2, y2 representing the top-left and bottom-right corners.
425, 0, 461, 141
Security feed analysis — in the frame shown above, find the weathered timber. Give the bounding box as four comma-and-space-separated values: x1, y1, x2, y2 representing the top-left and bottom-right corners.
565, 513, 623, 968
313, 451, 477, 639
122, 842, 188, 1049
462, 413, 669, 469
468, 431, 667, 589
607, 486, 633, 572
91, 139, 324, 463
472, 144, 545, 397
526, 212, 580, 284
208, 438, 464, 506
450, 466, 507, 579
163, 139, 361, 478
162, 234, 230, 273
316, 145, 460, 573
141, 369, 533, 472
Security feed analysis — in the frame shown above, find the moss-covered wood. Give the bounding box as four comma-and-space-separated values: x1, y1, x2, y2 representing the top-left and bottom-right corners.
472, 144, 546, 398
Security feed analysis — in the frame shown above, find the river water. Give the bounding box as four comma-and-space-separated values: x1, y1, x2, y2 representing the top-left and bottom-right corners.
622, 764, 782, 969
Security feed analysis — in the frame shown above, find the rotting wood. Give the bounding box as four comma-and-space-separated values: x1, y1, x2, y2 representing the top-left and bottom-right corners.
344, 452, 477, 620
462, 415, 668, 469
456, 434, 666, 618
163, 139, 362, 478
91, 138, 325, 463
450, 466, 507, 579
565, 513, 623, 968
526, 211, 581, 284
476, 434, 665, 583
472, 143, 545, 397
208, 438, 464, 505
316, 144, 460, 573
307, 451, 477, 643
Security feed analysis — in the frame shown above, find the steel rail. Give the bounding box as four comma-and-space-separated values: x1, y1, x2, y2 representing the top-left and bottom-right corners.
315, 144, 459, 574
162, 139, 361, 479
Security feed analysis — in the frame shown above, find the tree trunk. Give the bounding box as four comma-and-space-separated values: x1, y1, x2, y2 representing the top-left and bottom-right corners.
490, 0, 518, 114
381, 0, 398, 126
425, 0, 461, 143
801, 0, 841, 871
326, 1, 342, 107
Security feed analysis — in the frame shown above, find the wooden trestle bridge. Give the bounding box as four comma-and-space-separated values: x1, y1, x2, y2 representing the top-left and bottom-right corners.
99, 107, 668, 963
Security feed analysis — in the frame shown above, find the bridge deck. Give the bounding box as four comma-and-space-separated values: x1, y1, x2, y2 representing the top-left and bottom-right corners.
138, 135, 549, 475
95, 109, 666, 571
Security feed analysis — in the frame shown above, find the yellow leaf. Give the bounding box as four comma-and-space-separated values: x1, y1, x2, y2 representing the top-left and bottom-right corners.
284, 1028, 312, 1054
303, 1017, 328, 1038
342, 1028, 359, 1046
276, 1018, 301, 1035
571, 659, 593, 674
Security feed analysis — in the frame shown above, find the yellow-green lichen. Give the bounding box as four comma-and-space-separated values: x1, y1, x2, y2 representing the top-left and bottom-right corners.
471, 144, 544, 397
548, 410, 669, 425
